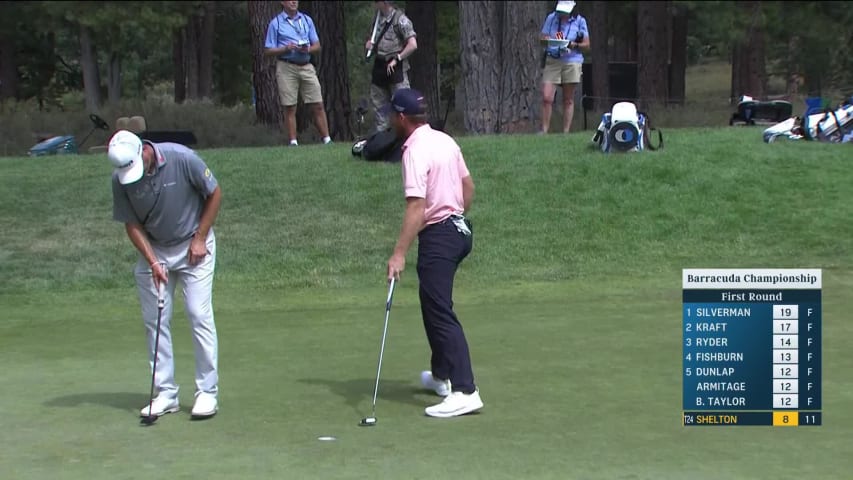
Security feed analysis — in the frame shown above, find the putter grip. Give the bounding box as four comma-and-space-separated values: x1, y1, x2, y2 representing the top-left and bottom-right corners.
158, 280, 165, 307
385, 278, 396, 306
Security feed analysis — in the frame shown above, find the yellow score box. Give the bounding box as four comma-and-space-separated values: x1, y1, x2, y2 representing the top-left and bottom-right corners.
773, 411, 799, 426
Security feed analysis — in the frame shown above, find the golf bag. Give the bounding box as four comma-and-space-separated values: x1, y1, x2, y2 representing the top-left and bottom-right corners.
351, 98, 451, 163
352, 130, 403, 163
592, 102, 663, 153
730, 95, 793, 126
763, 97, 853, 143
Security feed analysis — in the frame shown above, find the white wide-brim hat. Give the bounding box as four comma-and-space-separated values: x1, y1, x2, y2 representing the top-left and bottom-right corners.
556, 1, 576, 14
108, 130, 144, 185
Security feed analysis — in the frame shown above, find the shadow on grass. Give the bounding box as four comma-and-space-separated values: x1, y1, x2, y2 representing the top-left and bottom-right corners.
299, 377, 430, 413
44, 392, 151, 413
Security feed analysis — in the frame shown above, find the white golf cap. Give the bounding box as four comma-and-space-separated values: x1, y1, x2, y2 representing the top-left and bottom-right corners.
556, 1, 576, 14
108, 130, 144, 185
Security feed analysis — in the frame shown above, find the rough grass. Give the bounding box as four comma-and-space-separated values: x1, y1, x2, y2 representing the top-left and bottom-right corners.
0, 98, 286, 157
3, 61, 824, 157
1, 128, 852, 479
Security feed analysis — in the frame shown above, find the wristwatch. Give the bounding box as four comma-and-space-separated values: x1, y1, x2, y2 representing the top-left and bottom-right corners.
395, 54, 402, 62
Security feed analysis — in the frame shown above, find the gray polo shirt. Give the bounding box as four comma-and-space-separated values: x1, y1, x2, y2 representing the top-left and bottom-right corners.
112, 142, 219, 247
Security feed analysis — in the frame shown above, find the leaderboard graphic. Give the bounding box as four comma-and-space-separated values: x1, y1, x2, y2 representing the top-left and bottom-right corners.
682, 269, 822, 426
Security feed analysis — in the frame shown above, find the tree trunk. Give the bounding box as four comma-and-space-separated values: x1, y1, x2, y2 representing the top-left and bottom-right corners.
294, 1, 315, 136
33, 32, 58, 111
669, 2, 688, 105
459, 1, 502, 134
781, 5, 797, 96
248, 0, 283, 125
406, 1, 441, 123
309, 0, 354, 140
497, 1, 541, 133
730, 43, 741, 103
746, 3, 767, 98
0, 2, 16, 100
107, 52, 121, 105
609, 1, 636, 62
174, 28, 187, 103
198, 1, 217, 100
636, 0, 668, 109
785, 35, 800, 96
730, 1, 766, 102
590, 0, 609, 111
79, 25, 101, 112
804, 69, 822, 97
0, 32, 17, 100
185, 13, 201, 100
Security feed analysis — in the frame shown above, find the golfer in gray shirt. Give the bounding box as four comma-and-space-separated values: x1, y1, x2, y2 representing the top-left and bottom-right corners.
108, 130, 223, 420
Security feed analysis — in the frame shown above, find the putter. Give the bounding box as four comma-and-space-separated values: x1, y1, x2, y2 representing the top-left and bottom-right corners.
359, 277, 397, 427
140, 269, 167, 426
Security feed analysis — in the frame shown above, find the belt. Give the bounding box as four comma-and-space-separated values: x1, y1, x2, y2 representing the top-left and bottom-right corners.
423, 214, 470, 232
280, 58, 309, 66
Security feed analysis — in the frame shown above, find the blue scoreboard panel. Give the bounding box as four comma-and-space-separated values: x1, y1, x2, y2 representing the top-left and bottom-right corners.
682, 269, 822, 427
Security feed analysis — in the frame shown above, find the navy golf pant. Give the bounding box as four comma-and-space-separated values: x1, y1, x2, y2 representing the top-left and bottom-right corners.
417, 219, 476, 394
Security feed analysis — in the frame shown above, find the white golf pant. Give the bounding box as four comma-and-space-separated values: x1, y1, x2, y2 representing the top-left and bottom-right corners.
134, 230, 218, 400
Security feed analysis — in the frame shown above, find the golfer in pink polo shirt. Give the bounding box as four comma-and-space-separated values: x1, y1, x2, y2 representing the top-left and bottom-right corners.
385, 88, 483, 418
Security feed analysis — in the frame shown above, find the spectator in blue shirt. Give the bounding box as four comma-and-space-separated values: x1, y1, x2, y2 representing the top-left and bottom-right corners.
540, 1, 590, 134
264, 1, 332, 146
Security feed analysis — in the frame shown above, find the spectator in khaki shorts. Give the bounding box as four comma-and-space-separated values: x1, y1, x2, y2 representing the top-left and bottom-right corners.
364, 1, 418, 133
540, 1, 590, 134
264, 1, 332, 146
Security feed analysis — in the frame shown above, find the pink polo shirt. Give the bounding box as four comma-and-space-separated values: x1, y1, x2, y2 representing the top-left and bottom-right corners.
402, 124, 470, 226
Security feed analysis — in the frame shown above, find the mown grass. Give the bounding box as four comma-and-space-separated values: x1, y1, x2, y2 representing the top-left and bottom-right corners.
1, 129, 852, 479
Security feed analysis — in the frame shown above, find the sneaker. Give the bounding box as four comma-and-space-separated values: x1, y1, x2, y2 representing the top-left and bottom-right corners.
191, 392, 218, 418
424, 390, 483, 418
420, 371, 451, 397
139, 395, 179, 418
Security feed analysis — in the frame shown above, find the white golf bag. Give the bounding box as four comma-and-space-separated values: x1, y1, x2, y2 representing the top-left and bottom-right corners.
803, 102, 853, 142
763, 98, 853, 143
592, 102, 663, 153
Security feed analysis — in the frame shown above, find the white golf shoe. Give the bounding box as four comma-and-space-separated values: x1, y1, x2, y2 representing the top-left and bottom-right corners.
420, 371, 451, 397
139, 395, 180, 418
424, 389, 483, 418
191, 392, 218, 418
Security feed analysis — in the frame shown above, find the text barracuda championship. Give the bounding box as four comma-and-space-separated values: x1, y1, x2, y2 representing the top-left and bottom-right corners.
685, 273, 820, 285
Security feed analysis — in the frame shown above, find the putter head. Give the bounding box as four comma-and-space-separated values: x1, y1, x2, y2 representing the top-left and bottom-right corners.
140, 415, 158, 426
359, 417, 377, 427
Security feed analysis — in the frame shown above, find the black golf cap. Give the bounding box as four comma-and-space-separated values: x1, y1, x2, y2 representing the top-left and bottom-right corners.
383, 88, 426, 116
